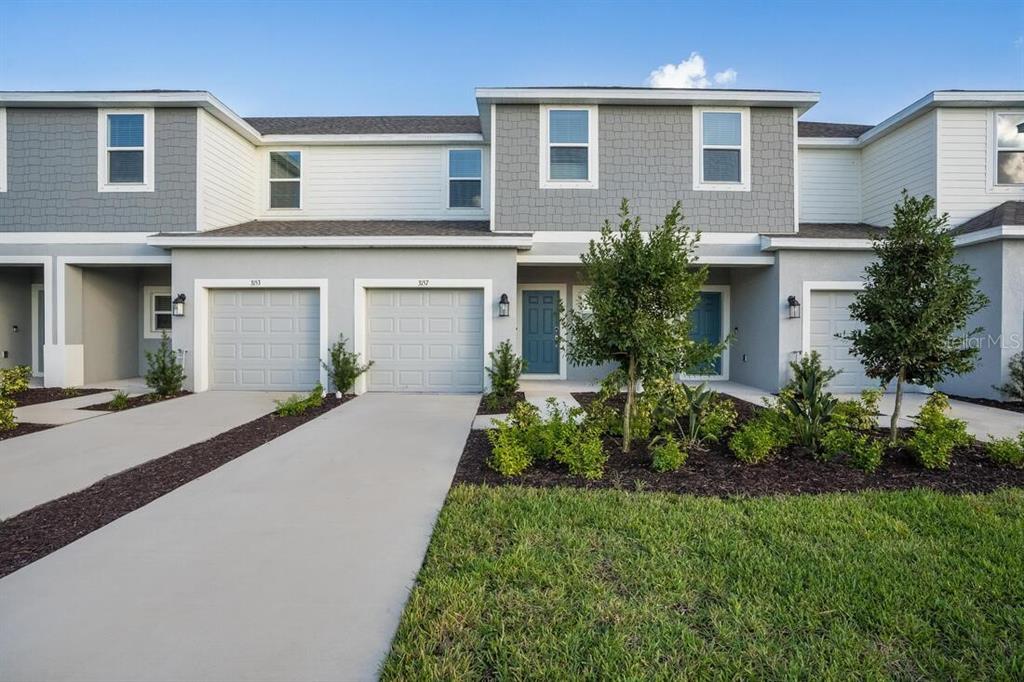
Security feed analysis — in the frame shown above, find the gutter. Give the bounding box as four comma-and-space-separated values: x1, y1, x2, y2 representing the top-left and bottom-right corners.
147, 234, 533, 249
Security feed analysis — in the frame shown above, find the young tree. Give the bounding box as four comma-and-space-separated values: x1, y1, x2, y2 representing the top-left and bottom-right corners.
564, 200, 721, 451
841, 192, 989, 443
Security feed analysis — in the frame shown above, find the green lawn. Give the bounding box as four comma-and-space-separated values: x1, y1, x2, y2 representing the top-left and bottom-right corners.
383, 486, 1024, 680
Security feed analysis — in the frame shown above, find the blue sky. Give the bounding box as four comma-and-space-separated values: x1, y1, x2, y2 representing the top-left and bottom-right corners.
1, 0, 1021, 124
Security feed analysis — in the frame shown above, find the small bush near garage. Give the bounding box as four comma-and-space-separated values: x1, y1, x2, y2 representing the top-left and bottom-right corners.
274, 384, 325, 417
650, 434, 687, 472
482, 341, 525, 413
321, 333, 372, 396
985, 433, 1024, 468
0, 365, 32, 396
145, 332, 186, 397
0, 395, 16, 432
906, 393, 971, 470
728, 409, 789, 464
108, 391, 131, 411
994, 351, 1024, 403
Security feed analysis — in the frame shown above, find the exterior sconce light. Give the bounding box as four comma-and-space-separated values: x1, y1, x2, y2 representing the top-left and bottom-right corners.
498, 293, 510, 318
787, 295, 801, 319
172, 293, 187, 317
1018, 121, 1024, 134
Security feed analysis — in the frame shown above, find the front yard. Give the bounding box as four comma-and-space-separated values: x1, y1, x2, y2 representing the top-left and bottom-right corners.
383, 485, 1024, 679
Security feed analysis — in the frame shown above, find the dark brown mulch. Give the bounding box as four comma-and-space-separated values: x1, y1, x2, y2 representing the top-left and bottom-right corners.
0, 423, 56, 441
456, 392, 1024, 498
947, 394, 1024, 415
0, 394, 354, 579
10, 387, 111, 408
476, 392, 527, 416
82, 391, 190, 411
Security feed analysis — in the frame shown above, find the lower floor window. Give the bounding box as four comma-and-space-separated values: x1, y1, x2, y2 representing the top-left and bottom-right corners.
145, 287, 172, 338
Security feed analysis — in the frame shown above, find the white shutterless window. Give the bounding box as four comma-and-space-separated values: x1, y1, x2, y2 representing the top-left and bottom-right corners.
539, 105, 598, 189
995, 112, 1024, 186
98, 109, 155, 192
144, 286, 172, 339
269, 151, 302, 209
693, 108, 750, 192
448, 149, 482, 208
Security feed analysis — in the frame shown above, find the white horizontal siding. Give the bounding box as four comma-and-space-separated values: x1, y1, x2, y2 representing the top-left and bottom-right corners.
257, 145, 489, 220
798, 148, 862, 223
198, 109, 258, 231
937, 108, 1024, 226
861, 111, 937, 227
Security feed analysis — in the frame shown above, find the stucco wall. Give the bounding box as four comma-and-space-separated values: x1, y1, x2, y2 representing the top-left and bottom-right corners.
494, 104, 795, 233
729, 264, 780, 391
0, 267, 38, 369
0, 108, 197, 232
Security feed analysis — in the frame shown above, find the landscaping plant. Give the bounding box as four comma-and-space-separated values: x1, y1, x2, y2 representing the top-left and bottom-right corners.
483, 340, 525, 411
321, 334, 372, 396
648, 378, 736, 446
728, 406, 789, 464
841, 192, 988, 444
906, 392, 971, 469
984, 432, 1024, 468
273, 383, 325, 417
0, 365, 32, 396
994, 351, 1024, 402
779, 351, 840, 453
821, 428, 885, 473
0, 395, 15, 432
108, 390, 130, 411
563, 200, 723, 451
650, 434, 687, 472
486, 420, 533, 477
145, 331, 186, 397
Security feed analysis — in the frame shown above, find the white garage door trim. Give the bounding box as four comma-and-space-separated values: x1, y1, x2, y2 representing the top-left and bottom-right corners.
193, 278, 328, 392
353, 278, 492, 394
800, 280, 864, 354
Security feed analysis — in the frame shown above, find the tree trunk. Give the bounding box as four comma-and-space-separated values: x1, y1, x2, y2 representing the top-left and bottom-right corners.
623, 355, 637, 453
890, 368, 905, 445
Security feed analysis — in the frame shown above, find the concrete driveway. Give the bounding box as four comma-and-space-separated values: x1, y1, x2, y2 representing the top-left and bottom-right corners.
0, 393, 477, 682
0, 391, 287, 518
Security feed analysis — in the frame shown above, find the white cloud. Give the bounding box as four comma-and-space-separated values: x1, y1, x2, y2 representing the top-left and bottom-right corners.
645, 52, 738, 89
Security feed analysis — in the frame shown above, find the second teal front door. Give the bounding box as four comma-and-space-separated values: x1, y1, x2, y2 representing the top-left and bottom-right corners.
523, 290, 560, 374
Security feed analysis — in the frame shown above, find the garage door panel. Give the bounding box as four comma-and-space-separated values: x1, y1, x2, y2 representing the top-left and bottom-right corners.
210, 288, 319, 391
809, 290, 875, 392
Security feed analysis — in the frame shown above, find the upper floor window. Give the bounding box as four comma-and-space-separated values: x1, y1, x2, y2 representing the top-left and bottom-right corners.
98, 109, 154, 192
448, 149, 482, 208
269, 151, 301, 209
996, 113, 1024, 185
539, 105, 598, 189
693, 108, 750, 192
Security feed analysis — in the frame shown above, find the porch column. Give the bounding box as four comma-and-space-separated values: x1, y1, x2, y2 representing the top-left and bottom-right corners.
43, 259, 84, 387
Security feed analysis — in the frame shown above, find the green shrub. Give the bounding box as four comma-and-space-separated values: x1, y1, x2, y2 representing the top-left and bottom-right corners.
483, 341, 524, 410
0, 365, 32, 396
647, 378, 736, 445
729, 408, 789, 464
779, 351, 839, 453
906, 392, 971, 469
0, 395, 15, 432
832, 390, 881, 431
555, 425, 608, 480
145, 332, 186, 397
486, 421, 532, 477
985, 433, 1024, 468
321, 334, 372, 394
822, 428, 885, 473
651, 434, 687, 472
108, 390, 131, 411
274, 384, 325, 417
61, 387, 80, 398
699, 396, 737, 443
994, 351, 1024, 401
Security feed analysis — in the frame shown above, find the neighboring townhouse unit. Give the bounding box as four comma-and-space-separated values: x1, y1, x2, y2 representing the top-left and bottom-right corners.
0, 88, 1021, 399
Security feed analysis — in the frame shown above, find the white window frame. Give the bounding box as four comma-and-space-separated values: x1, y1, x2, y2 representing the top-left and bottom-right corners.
0, 108, 7, 192
992, 110, 1024, 189
693, 107, 750, 192
539, 105, 599, 189
446, 148, 483, 209
268, 150, 303, 210
97, 108, 155, 192
144, 286, 173, 339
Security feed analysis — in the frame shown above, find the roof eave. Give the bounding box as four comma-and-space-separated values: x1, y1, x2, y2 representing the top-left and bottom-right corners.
475, 87, 821, 113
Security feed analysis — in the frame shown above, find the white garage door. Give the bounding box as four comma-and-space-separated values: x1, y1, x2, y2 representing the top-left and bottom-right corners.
365, 288, 483, 393
209, 289, 320, 391
809, 290, 878, 392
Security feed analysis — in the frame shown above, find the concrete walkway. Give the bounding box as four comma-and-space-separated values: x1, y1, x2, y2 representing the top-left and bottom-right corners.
0, 393, 478, 682
0, 391, 286, 518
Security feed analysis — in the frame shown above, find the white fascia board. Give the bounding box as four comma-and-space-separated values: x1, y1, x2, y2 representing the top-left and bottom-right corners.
797, 137, 862, 149
0, 231, 155, 244
259, 133, 485, 146
954, 225, 1024, 247
760, 236, 874, 251
475, 88, 820, 113
147, 235, 532, 249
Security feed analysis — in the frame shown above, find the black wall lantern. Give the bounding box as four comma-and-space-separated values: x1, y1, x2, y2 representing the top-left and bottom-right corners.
498, 293, 510, 318
787, 295, 801, 319
172, 293, 187, 317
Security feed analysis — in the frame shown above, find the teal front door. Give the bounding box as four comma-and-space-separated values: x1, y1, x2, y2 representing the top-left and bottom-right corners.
523, 290, 560, 374
688, 291, 722, 375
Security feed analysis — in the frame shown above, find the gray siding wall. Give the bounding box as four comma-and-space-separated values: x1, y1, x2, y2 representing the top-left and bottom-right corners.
494, 105, 795, 233
0, 108, 197, 232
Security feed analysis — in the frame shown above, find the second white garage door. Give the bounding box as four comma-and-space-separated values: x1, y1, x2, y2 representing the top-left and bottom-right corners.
365, 288, 484, 393
808, 290, 877, 392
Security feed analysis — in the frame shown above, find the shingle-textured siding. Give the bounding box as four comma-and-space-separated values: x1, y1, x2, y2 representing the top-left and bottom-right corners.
494, 104, 795, 233
0, 108, 197, 232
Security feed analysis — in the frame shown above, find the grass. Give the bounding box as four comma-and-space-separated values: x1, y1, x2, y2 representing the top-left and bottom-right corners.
382, 485, 1024, 680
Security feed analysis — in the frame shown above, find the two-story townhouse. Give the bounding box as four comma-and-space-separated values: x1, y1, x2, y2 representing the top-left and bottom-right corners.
0, 88, 1020, 399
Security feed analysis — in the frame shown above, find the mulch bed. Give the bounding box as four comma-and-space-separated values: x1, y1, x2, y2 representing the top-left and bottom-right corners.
0, 423, 56, 441
476, 392, 527, 416
10, 387, 111, 408
947, 393, 1024, 415
82, 391, 190, 411
454, 392, 1024, 497
0, 394, 354, 579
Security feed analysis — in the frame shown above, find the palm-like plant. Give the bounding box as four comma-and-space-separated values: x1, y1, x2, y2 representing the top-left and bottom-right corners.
780, 351, 840, 452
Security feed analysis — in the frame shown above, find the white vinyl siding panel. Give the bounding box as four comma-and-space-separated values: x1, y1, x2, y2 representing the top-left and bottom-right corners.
198, 109, 258, 230
258, 145, 489, 220
937, 108, 1024, 226
798, 148, 862, 223
861, 111, 937, 227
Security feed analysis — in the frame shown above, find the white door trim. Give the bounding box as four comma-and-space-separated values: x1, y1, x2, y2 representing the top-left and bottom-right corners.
30, 283, 44, 377
353, 278, 493, 394
800, 280, 865, 353
681, 284, 731, 381
192, 278, 329, 393
516, 283, 568, 381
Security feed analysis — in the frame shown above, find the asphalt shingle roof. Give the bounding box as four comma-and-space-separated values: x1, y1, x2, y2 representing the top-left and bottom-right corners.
798, 121, 874, 138
169, 220, 498, 238
244, 115, 482, 135
950, 201, 1024, 235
